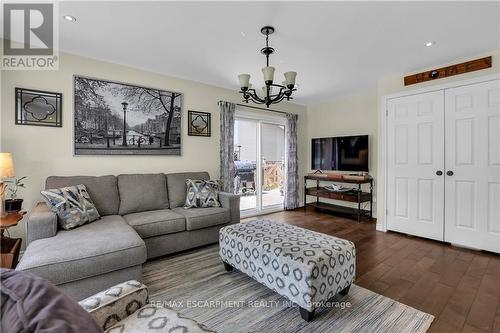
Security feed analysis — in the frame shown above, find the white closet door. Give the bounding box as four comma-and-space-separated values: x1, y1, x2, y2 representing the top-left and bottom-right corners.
444, 79, 500, 253
387, 91, 445, 241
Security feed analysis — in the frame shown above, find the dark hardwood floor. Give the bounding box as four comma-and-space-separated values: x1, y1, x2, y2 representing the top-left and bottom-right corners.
244, 208, 500, 333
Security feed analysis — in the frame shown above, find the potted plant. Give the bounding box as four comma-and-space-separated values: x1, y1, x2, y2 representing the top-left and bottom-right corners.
5, 176, 26, 212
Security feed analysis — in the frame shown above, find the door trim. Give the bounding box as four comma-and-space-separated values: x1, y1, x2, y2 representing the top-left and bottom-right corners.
378, 73, 500, 233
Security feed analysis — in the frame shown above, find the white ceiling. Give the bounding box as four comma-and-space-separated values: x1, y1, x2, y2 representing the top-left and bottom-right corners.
39, 2, 500, 104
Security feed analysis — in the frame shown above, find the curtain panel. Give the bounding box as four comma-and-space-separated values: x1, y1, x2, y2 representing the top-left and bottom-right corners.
218, 101, 236, 193
284, 113, 300, 210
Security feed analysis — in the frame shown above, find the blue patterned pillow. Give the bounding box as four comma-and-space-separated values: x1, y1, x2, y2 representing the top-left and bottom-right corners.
184, 179, 221, 208
41, 184, 100, 230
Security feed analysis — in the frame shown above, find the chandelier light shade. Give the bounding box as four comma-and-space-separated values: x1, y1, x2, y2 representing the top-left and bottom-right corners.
238, 74, 250, 89
284, 71, 297, 87
262, 66, 275, 84
238, 26, 297, 107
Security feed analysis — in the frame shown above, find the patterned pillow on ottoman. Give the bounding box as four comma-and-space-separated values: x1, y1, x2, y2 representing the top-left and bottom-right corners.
41, 184, 100, 230
184, 179, 221, 208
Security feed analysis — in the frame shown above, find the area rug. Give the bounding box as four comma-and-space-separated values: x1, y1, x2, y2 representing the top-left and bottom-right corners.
143, 245, 434, 333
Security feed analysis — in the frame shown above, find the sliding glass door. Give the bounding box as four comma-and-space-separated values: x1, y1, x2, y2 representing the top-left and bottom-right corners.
234, 114, 285, 216
261, 123, 285, 210
234, 118, 258, 211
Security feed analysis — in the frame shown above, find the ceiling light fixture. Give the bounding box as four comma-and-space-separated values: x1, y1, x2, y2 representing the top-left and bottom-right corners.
425, 41, 435, 47
238, 26, 297, 108
63, 15, 76, 22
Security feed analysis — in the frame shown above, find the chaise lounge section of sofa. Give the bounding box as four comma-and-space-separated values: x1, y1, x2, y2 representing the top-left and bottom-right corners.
16, 172, 240, 300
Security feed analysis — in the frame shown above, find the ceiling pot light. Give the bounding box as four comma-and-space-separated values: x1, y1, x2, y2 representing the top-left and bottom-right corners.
237, 26, 298, 108
425, 41, 435, 47
63, 15, 76, 22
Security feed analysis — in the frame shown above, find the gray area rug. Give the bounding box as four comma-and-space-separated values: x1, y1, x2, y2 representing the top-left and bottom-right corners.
143, 245, 434, 333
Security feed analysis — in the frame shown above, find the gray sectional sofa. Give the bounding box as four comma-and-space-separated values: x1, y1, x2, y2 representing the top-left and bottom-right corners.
16, 172, 240, 300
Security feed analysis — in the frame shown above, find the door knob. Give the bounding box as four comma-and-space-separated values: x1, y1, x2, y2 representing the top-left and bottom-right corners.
436, 170, 443, 176
446, 170, 454, 176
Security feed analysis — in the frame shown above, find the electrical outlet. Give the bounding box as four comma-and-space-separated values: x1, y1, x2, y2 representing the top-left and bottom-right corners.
373, 197, 377, 203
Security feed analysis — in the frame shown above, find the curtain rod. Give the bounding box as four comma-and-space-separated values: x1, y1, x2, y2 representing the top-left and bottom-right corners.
235, 103, 289, 116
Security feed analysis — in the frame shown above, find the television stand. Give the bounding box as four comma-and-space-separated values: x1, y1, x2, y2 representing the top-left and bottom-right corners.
304, 175, 373, 223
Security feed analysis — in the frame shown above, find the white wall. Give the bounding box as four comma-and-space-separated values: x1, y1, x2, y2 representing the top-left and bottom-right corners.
0, 50, 307, 245
262, 124, 285, 162
234, 120, 284, 162
234, 120, 257, 161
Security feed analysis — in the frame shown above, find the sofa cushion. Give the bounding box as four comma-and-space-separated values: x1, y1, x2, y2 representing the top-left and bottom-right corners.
166, 172, 210, 208
184, 179, 221, 208
123, 209, 186, 238
46, 175, 119, 216
172, 207, 230, 231
16, 215, 147, 286
41, 184, 100, 230
118, 174, 169, 215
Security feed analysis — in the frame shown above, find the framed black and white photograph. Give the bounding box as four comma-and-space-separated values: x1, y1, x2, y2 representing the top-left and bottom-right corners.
15, 88, 62, 127
74, 76, 183, 155
188, 111, 211, 137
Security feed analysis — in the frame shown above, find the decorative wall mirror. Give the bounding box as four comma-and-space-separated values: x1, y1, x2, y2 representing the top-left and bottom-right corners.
188, 111, 211, 137
15, 88, 62, 127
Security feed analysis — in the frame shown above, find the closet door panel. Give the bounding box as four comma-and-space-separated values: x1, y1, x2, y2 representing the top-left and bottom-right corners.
387, 91, 445, 241
445, 79, 500, 253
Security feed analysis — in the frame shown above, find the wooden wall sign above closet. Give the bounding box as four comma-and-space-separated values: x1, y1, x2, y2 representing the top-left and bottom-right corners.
404, 56, 492, 86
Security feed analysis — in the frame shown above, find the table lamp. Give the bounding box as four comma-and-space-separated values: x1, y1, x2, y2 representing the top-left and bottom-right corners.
0, 153, 15, 217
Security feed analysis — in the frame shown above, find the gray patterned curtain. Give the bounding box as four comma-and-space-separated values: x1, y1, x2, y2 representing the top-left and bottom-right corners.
219, 101, 236, 193
284, 113, 299, 210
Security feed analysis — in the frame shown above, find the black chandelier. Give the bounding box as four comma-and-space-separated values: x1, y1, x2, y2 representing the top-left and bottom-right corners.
238, 26, 297, 108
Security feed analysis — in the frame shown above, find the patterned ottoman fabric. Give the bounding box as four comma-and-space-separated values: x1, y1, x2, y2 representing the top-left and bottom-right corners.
219, 220, 356, 312
104, 305, 215, 333
80, 280, 215, 333
79, 280, 149, 330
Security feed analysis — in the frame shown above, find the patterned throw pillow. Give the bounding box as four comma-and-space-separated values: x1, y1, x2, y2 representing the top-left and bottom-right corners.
184, 179, 221, 208
41, 184, 100, 230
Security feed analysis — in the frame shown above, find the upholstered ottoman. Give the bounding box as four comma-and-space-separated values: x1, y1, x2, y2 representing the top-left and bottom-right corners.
80, 280, 214, 332
219, 220, 356, 321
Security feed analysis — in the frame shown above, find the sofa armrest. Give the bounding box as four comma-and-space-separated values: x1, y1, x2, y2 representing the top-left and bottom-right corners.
26, 202, 58, 244
219, 191, 240, 224
79, 280, 148, 330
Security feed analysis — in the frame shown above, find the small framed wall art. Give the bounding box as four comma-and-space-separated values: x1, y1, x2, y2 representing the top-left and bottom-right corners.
188, 110, 211, 137
15, 88, 63, 127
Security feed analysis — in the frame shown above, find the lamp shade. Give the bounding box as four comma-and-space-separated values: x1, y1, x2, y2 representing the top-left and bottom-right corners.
262, 66, 275, 83
284, 71, 297, 86
0, 153, 14, 178
285, 72, 297, 86
238, 74, 251, 88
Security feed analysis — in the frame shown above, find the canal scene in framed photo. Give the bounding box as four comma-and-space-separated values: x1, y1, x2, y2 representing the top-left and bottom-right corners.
74, 76, 182, 155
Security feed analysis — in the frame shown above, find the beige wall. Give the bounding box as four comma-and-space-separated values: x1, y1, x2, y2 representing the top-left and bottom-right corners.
306, 91, 378, 212
3, 46, 497, 243
0, 51, 307, 245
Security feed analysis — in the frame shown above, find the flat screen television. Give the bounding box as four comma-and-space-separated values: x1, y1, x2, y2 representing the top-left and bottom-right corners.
311, 135, 369, 172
